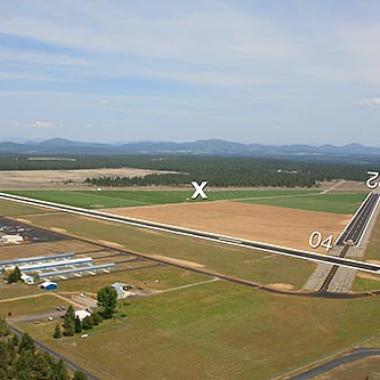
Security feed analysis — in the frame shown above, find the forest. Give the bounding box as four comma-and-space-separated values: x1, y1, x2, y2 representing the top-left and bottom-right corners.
0, 154, 373, 188
0, 316, 87, 379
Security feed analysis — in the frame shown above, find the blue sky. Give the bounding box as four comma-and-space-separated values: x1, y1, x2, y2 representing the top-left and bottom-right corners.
0, 0, 380, 145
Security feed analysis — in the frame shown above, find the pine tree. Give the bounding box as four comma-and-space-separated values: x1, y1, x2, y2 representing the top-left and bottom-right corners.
63, 315, 74, 337
19, 332, 35, 353
52, 360, 68, 380
13, 266, 22, 282
66, 306, 75, 321
53, 323, 62, 339
74, 316, 82, 334
6, 266, 22, 283
63, 307, 75, 337
97, 286, 118, 319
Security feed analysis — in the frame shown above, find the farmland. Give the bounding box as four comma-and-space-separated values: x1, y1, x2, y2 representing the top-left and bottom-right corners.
105, 201, 350, 251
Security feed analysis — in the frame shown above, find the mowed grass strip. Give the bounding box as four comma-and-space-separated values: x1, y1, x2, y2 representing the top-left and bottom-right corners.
19, 281, 380, 380
7, 188, 319, 209
241, 192, 367, 214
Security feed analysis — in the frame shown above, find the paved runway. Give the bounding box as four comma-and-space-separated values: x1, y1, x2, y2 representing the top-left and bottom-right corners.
2, 192, 380, 274
337, 192, 380, 246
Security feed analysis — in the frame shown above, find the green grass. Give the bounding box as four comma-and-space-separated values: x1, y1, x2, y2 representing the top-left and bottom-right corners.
11, 188, 352, 215
18, 281, 380, 380
242, 192, 367, 214
6, 189, 318, 209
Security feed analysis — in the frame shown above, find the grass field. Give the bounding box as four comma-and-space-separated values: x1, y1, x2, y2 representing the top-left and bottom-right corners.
361, 212, 380, 261
22, 210, 316, 289
6, 189, 319, 209
242, 192, 367, 214
0, 294, 69, 317
0, 283, 40, 300
17, 280, 380, 380
0, 198, 47, 216
57, 265, 210, 294
351, 213, 380, 291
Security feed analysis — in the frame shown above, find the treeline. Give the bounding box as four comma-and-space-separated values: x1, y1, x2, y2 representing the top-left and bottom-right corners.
0, 316, 87, 380
0, 154, 374, 187
84, 156, 368, 188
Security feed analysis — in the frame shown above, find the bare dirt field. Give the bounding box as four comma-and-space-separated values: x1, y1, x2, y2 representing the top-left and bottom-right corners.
0, 167, 171, 189
103, 201, 351, 251
319, 180, 367, 193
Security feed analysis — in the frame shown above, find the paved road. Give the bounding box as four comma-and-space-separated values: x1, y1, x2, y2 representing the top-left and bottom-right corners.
289, 348, 380, 379
319, 245, 350, 292
337, 192, 380, 246
2, 192, 380, 275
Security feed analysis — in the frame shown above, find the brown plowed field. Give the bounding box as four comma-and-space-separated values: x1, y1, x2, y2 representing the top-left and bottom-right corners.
103, 201, 351, 251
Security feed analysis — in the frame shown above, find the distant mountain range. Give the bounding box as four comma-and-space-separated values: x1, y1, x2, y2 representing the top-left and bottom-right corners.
0, 138, 379, 159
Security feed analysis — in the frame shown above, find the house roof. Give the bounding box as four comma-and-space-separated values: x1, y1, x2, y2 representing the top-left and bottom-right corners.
40, 281, 57, 287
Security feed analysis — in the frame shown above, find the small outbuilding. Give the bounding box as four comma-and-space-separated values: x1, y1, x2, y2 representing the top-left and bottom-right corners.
21, 273, 34, 285
39, 281, 58, 291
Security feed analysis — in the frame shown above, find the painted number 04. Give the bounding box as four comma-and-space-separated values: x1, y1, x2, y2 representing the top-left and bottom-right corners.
309, 231, 334, 252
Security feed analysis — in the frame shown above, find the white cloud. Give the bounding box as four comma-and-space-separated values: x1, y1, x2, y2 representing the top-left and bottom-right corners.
354, 98, 380, 106
31, 120, 57, 129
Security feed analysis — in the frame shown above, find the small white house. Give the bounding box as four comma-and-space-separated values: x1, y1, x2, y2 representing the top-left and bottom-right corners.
21, 273, 34, 285
75, 309, 92, 321
1, 235, 23, 244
